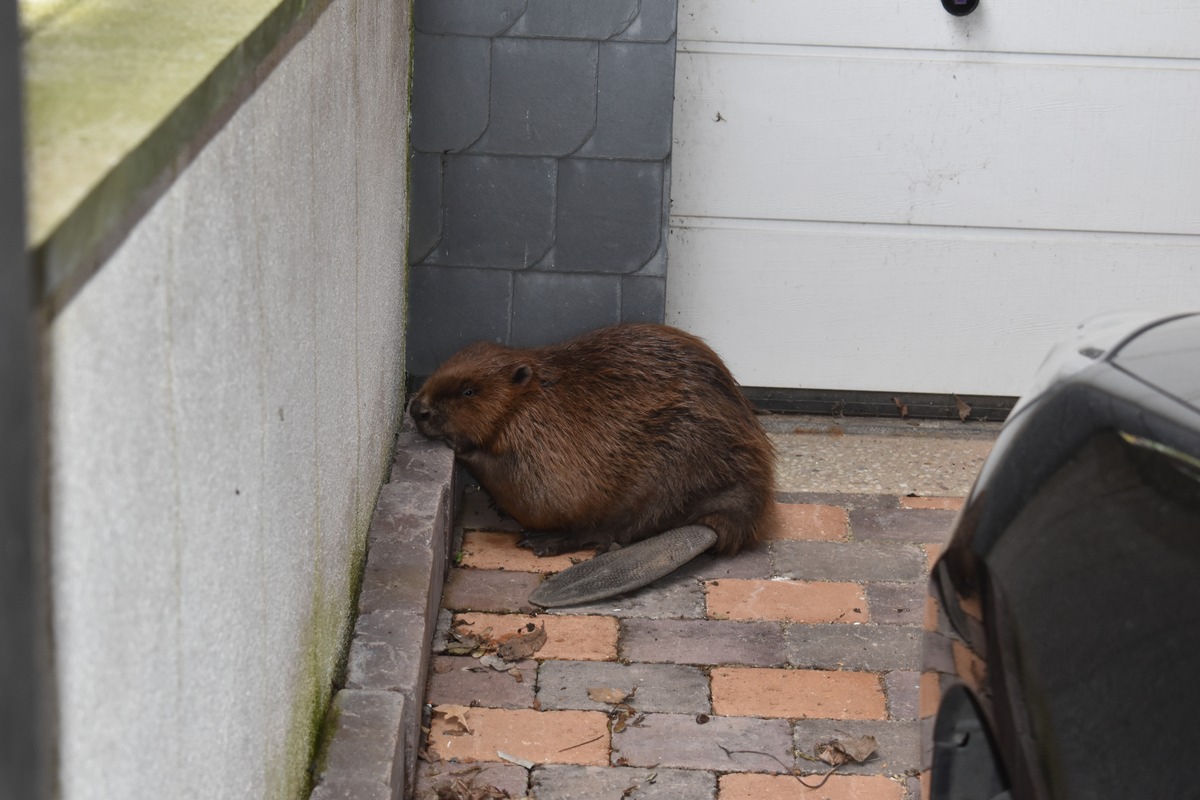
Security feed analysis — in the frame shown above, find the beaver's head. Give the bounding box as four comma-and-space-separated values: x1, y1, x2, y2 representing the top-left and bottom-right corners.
409, 341, 534, 455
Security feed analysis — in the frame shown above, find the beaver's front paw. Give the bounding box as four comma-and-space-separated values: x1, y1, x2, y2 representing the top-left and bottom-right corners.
516, 531, 579, 557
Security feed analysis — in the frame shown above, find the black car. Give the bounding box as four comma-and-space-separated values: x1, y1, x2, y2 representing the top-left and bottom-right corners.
924, 311, 1200, 800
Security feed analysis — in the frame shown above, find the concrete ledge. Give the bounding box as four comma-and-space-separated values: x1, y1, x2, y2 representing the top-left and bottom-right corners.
312, 423, 459, 799
23, 0, 333, 313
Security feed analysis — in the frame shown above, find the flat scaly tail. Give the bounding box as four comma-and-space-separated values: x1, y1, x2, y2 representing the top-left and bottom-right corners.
527, 524, 719, 608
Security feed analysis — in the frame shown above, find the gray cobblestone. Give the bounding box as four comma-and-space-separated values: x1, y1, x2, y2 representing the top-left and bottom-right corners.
772, 540, 927, 583
442, 568, 542, 613
540, 568, 705, 620
673, 548, 774, 581
849, 508, 956, 543
531, 765, 715, 799
426, 655, 537, 709
885, 670, 922, 722
867, 582, 928, 626
613, 713, 793, 773
792, 719, 921, 778
538, 660, 710, 714
786, 624, 922, 671
621, 619, 787, 667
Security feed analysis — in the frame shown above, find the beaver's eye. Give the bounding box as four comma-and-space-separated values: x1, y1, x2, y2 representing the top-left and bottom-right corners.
461, 386, 477, 398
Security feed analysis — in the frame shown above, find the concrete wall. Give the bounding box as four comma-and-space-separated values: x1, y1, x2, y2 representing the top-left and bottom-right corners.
405, 0, 680, 375
44, 2, 411, 797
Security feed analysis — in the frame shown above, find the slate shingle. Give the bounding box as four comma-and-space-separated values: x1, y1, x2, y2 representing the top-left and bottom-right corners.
577, 41, 676, 159
471, 38, 598, 157
414, 0, 525, 36
620, 275, 666, 324
407, 152, 442, 265
613, 0, 679, 43
553, 158, 663, 273
510, 271, 621, 347
410, 34, 491, 153
407, 0, 677, 351
406, 265, 511, 375
505, 0, 640, 40
432, 155, 556, 269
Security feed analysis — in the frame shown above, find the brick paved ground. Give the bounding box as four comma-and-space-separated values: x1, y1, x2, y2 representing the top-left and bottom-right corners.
413, 483, 960, 800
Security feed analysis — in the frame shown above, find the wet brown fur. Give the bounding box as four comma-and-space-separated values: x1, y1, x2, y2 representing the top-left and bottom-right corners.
409, 323, 776, 556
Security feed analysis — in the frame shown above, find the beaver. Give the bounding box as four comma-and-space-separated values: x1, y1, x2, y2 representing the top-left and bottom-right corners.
408, 323, 776, 603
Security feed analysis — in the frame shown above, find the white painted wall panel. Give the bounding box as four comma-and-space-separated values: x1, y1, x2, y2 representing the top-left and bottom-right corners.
669, 5, 1200, 395
673, 46, 1200, 235
668, 219, 1200, 394
679, 0, 1200, 59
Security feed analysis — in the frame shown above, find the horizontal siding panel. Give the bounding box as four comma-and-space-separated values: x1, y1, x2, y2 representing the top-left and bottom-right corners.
672, 48, 1200, 236
665, 219, 1200, 395
678, 0, 1200, 60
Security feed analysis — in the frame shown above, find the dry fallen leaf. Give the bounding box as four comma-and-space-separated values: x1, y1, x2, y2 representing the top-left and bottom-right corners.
435, 776, 513, 800
815, 734, 878, 766
954, 394, 972, 421
447, 620, 494, 657
433, 709, 472, 737
587, 687, 630, 705
497, 623, 547, 661
496, 750, 535, 769
606, 697, 639, 734
892, 397, 909, 418
478, 654, 513, 672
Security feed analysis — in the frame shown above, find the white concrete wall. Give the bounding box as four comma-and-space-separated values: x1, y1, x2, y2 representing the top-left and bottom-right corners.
45, 1, 410, 798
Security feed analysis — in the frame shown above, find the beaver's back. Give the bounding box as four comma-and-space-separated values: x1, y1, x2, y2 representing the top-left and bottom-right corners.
413, 323, 775, 554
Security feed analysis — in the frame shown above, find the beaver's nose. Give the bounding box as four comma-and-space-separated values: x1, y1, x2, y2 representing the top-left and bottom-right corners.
408, 396, 430, 422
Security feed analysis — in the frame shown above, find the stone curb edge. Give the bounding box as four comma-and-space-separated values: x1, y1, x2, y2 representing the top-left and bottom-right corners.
311, 421, 460, 800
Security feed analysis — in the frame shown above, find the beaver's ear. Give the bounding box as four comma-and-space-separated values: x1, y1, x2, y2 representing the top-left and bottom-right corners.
511, 365, 532, 385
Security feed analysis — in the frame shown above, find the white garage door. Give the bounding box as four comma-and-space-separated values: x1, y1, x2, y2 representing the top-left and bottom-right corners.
666, 0, 1200, 396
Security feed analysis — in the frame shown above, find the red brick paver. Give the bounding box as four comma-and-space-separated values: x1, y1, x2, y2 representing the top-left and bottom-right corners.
899, 496, 964, 511
711, 667, 887, 720
720, 772, 906, 800
453, 612, 618, 661
770, 502, 850, 541
706, 578, 869, 623
427, 705, 609, 766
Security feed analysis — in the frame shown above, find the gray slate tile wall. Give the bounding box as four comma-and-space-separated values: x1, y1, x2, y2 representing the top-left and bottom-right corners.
406, 0, 678, 376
